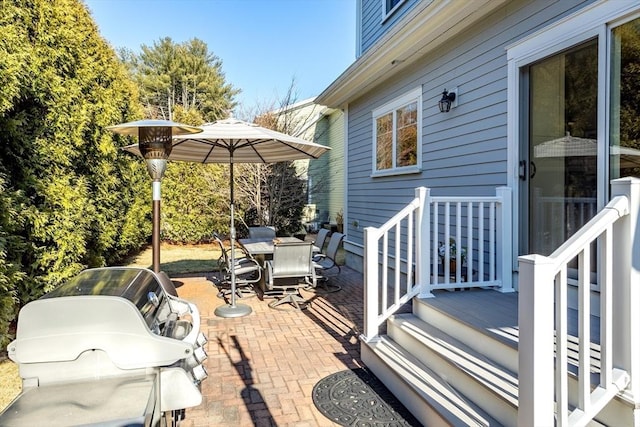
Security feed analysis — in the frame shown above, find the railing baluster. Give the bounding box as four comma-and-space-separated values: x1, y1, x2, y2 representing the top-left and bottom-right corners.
556, 266, 569, 427
407, 210, 414, 293
490, 201, 495, 281
382, 232, 388, 312
394, 222, 401, 305
455, 202, 461, 282
579, 246, 591, 412
444, 202, 450, 283
467, 202, 473, 283
601, 226, 612, 387
432, 202, 439, 285
479, 202, 484, 281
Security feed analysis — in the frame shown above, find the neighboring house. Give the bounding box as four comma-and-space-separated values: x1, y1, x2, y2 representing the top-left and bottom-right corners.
317, 0, 640, 425
272, 98, 345, 231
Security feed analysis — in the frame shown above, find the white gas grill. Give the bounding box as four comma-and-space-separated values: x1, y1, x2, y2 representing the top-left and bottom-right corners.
0, 267, 207, 427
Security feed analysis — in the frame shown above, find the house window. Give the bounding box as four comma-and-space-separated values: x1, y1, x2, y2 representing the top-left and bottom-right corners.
372, 87, 421, 175
386, 0, 402, 12
383, 0, 405, 19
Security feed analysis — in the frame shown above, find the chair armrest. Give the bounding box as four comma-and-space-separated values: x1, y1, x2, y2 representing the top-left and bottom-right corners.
265, 261, 274, 289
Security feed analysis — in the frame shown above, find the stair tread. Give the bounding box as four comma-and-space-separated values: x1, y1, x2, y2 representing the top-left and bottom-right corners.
418, 289, 519, 350
390, 313, 519, 407
368, 336, 501, 426
416, 291, 602, 374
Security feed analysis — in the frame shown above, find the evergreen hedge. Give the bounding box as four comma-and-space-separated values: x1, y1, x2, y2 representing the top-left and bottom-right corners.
0, 0, 149, 348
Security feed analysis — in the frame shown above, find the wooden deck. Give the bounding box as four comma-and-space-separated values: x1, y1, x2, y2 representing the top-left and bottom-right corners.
420, 288, 519, 348
420, 287, 601, 340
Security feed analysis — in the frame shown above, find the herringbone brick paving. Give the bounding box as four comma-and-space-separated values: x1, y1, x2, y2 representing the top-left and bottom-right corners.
175, 266, 366, 426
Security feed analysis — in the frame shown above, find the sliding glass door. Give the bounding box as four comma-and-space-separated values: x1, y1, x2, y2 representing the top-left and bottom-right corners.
526, 40, 598, 256
610, 18, 640, 182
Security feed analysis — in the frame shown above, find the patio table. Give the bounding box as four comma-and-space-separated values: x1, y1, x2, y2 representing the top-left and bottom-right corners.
239, 237, 319, 257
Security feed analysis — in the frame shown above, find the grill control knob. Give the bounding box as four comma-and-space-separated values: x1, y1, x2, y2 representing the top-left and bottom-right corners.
194, 346, 207, 364
196, 332, 208, 347
192, 364, 208, 383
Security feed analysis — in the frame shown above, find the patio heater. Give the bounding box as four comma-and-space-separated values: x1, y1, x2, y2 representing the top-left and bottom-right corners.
108, 120, 201, 272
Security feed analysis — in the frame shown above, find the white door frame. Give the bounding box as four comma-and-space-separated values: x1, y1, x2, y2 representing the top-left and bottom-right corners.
506, 0, 640, 284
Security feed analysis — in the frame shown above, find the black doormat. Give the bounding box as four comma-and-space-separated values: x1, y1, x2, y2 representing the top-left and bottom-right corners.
312, 368, 422, 426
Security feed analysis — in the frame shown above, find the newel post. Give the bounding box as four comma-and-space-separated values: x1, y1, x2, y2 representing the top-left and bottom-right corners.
496, 187, 514, 292
517, 254, 556, 426
611, 177, 640, 408
362, 226, 380, 342
415, 187, 433, 298
416, 187, 433, 298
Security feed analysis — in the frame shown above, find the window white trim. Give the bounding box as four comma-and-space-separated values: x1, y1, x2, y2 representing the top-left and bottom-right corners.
381, 0, 405, 23
371, 87, 422, 177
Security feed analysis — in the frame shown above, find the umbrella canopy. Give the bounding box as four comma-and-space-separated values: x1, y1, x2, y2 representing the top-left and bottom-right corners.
122, 117, 330, 318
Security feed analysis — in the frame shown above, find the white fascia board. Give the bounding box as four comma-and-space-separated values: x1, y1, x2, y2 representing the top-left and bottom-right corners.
317, 0, 509, 108
270, 97, 318, 115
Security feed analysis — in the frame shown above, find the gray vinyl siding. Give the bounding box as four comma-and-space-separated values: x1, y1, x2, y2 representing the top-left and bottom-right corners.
309, 110, 345, 225
346, 0, 596, 253
360, 0, 422, 56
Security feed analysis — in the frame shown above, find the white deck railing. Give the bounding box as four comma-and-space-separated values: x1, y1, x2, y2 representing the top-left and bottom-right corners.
518, 178, 640, 426
426, 187, 513, 295
362, 186, 513, 341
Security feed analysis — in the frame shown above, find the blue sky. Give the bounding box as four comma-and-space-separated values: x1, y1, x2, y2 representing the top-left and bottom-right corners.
83, 0, 356, 114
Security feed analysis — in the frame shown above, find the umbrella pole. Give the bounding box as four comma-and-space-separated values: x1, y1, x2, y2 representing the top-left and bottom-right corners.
215, 156, 252, 318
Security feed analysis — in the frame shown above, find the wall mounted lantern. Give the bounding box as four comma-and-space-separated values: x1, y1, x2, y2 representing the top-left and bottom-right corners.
438, 88, 457, 113
107, 120, 201, 272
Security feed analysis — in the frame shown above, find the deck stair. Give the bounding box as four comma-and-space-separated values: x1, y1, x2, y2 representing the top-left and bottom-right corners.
362, 288, 633, 426
359, 180, 640, 425
363, 289, 517, 426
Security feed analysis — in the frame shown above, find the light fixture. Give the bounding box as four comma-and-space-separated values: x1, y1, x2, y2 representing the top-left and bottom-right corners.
438, 88, 457, 113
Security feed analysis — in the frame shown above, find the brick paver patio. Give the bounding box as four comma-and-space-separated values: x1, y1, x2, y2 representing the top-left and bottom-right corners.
174, 266, 366, 426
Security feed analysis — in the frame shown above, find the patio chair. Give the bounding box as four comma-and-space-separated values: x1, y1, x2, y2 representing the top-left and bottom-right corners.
265, 241, 316, 310
312, 232, 344, 293
248, 226, 276, 239
312, 228, 331, 254
213, 233, 261, 299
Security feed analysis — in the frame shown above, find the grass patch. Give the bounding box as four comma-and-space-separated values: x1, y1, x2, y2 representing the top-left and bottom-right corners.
0, 359, 20, 411
122, 243, 221, 275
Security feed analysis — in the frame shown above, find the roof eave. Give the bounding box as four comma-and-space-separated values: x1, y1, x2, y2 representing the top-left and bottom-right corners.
317, 0, 510, 108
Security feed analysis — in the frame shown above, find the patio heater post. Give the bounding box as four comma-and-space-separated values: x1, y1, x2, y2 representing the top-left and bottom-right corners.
139, 126, 171, 273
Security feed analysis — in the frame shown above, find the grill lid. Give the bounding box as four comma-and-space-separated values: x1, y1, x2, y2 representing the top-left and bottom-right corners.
43, 267, 162, 310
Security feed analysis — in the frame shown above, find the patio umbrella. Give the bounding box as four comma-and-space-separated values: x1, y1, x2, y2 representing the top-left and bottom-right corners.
534, 133, 640, 168
123, 117, 330, 317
